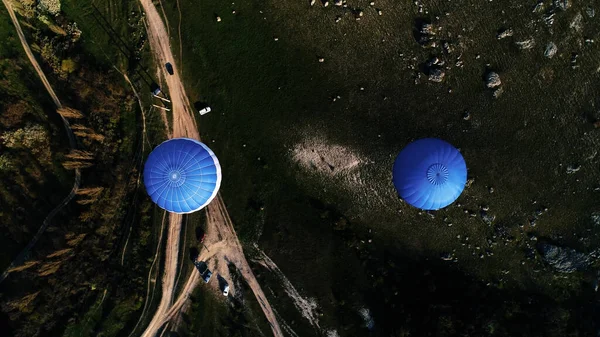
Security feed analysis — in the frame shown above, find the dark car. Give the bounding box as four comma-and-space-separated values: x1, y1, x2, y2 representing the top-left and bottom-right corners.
165, 62, 174, 75
193, 261, 212, 283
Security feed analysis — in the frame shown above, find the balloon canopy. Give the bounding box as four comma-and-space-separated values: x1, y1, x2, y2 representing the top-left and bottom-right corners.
143, 138, 221, 214
392, 138, 466, 210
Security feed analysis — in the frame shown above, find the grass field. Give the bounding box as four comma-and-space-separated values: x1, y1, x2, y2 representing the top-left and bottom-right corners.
161, 0, 600, 335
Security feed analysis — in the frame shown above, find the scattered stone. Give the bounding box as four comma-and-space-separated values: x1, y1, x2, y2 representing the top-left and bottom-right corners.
544, 42, 557, 58
334, 0, 342, 6
216, 16, 222, 22
480, 211, 496, 225
335, 16, 342, 23
586, 6, 595, 18
463, 111, 471, 120
566, 164, 581, 174
496, 28, 513, 40
273, 36, 279, 41
584, 37, 594, 44
554, 0, 571, 11
516, 38, 535, 50
323, 0, 329, 6
370, 1, 375, 5
377, 9, 383, 16
591, 212, 600, 226
538, 243, 591, 273
465, 177, 474, 188
493, 87, 504, 99
571, 53, 578, 69
442, 41, 453, 54
428, 68, 445, 82
570, 12, 583, 32
486, 72, 502, 88
441, 252, 453, 261
357, 10, 364, 17
489, 186, 495, 193
310, 0, 316, 6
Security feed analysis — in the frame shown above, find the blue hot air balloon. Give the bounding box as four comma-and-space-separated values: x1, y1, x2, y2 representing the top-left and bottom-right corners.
392, 138, 466, 210
143, 138, 221, 214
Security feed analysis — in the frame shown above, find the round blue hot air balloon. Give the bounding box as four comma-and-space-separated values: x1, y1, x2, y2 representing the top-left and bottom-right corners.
392, 138, 466, 210
143, 138, 221, 214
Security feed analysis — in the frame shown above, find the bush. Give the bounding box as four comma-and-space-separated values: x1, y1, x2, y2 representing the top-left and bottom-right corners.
37, 0, 61, 16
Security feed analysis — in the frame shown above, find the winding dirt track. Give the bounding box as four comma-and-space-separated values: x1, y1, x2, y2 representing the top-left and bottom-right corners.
137, 0, 283, 336
0, 0, 81, 283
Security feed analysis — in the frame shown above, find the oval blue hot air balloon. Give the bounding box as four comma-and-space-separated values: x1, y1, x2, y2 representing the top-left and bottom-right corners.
393, 138, 466, 210
143, 138, 221, 214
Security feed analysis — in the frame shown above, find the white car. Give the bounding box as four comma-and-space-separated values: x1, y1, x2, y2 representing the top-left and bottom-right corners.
222, 284, 229, 296
199, 106, 212, 115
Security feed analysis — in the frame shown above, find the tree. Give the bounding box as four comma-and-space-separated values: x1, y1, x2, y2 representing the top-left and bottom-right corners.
65, 149, 94, 161
56, 107, 83, 119
62, 161, 93, 170
61, 59, 77, 74
76, 187, 104, 205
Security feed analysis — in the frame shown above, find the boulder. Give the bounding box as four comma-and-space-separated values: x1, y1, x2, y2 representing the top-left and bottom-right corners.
538, 243, 591, 273
486, 72, 501, 88
428, 68, 445, 82
544, 42, 557, 58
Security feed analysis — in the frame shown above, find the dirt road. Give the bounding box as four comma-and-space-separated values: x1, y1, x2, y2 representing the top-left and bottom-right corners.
0, 0, 81, 283
137, 0, 283, 335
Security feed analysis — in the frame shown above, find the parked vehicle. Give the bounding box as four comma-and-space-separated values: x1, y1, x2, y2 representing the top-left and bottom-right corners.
151, 82, 161, 95
165, 62, 174, 75
198, 106, 211, 115
222, 284, 229, 296
193, 260, 212, 283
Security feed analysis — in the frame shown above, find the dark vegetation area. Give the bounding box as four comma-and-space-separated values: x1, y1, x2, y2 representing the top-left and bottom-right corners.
0, 1, 166, 336
163, 0, 600, 335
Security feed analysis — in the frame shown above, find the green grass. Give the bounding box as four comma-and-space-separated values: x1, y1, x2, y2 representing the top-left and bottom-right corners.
160, 0, 600, 334
62, 290, 108, 337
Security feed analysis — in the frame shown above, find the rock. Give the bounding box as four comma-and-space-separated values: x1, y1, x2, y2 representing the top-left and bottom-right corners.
335, 16, 341, 23
570, 12, 583, 32
310, 0, 316, 5
442, 41, 454, 54
420, 23, 435, 35
566, 164, 581, 174
370, 1, 375, 5
480, 211, 496, 225
377, 9, 382, 16
515, 38, 535, 50
544, 42, 557, 58
571, 53, 578, 69
554, 0, 570, 11
465, 177, 474, 187
323, 0, 329, 6
543, 13, 555, 26
334, 0, 342, 6
493, 87, 504, 99
463, 111, 471, 120
496, 28, 513, 39
428, 68, 445, 82
318, 57, 325, 63
591, 212, 600, 227
273, 36, 279, 41
486, 72, 501, 88
441, 253, 453, 261
586, 6, 595, 18
216, 16, 222, 22
538, 243, 591, 273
